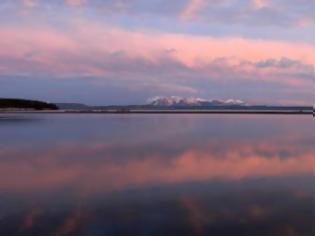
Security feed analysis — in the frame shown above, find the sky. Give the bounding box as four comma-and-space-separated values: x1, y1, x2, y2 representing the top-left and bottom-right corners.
0, 0, 314, 105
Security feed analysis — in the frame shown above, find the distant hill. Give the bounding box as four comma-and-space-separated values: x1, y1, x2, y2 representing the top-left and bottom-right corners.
56, 103, 89, 110
0, 98, 58, 110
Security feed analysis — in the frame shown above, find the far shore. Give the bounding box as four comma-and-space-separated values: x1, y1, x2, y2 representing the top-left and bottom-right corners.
0, 108, 314, 116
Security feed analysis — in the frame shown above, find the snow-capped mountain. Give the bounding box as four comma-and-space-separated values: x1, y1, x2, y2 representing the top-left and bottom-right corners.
147, 96, 247, 107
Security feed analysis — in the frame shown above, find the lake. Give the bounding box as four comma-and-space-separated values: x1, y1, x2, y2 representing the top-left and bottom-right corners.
0, 114, 314, 236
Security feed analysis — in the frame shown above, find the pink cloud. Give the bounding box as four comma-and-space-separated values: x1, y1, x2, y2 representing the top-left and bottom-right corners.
0, 21, 314, 89
180, 0, 207, 20
21, 0, 37, 8
252, 0, 268, 9
65, 0, 86, 7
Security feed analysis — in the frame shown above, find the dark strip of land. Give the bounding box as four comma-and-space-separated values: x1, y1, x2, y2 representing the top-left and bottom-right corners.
0, 98, 58, 110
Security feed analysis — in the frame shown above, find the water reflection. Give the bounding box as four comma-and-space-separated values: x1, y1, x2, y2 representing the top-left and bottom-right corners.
0, 114, 314, 235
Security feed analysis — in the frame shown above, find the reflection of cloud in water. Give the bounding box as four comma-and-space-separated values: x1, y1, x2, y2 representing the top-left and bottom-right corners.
181, 196, 206, 236
3, 187, 312, 236
0, 114, 314, 235
0, 140, 314, 193
20, 208, 42, 231
52, 210, 91, 236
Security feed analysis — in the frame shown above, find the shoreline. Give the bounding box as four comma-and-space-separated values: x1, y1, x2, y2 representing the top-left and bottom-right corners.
0, 109, 313, 116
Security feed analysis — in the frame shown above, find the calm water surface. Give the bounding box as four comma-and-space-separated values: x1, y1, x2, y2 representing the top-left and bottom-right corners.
0, 114, 314, 236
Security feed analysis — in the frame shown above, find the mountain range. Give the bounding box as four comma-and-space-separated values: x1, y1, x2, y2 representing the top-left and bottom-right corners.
56, 96, 248, 110
147, 96, 247, 107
